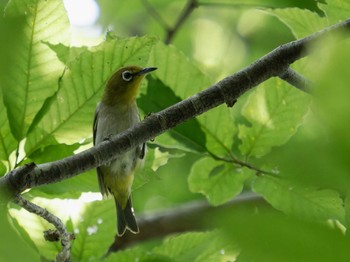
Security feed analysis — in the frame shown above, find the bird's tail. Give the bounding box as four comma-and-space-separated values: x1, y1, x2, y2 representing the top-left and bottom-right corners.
115, 197, 139, 236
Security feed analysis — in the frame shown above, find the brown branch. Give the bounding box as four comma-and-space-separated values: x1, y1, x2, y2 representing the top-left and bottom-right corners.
107, 193, 266, 253
1, 18, 350, 199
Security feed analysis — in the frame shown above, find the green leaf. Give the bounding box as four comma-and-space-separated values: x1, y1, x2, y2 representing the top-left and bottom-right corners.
219, 208, 350, 262
139, 76, 207, 153
0, 89, 17, 166
188, 157, 248, 206
270, 8, 328, 38
25, 36, 156, 154
27, 171, 98, 199
71, 199, 115, 261
152, 231, 234, 262
253, 176, 345, 223
198, 105, 237, 156
238, 79, 310, 158
319, 0, 350, 24
1, 209, 39, 261
2, 0, 70, 141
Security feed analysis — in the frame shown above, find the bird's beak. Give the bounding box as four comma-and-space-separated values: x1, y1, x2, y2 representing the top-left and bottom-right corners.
135, 67, 157, 76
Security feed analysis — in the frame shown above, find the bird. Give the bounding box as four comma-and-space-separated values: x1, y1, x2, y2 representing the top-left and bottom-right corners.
93, 65, 157, 236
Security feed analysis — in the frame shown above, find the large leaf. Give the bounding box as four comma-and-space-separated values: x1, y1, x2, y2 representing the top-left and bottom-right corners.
238, 79, 310, 158
253, 176, 345, 223
2, 0, 70, 141
270, 8, 327, 38
71, 199, 115, 261
107, 231, 236, 262
219, 208, 350, 262
0, 90, 17, 167
25, 36, 156, 155
188, 157, 250, 206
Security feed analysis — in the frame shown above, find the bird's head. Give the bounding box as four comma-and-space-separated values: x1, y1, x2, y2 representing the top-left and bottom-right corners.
103, 66, 157, 105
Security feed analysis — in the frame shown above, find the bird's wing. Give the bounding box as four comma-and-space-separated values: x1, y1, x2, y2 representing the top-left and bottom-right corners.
93, 105, 108, 197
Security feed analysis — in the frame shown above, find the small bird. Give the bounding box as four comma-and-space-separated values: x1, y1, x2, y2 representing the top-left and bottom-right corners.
93, 65, 157, 236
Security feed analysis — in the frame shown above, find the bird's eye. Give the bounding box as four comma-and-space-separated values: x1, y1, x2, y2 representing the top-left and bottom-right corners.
122, 71, 133, 81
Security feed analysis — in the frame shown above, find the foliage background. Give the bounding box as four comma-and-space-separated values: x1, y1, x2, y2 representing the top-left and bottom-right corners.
1, 0, 350, 261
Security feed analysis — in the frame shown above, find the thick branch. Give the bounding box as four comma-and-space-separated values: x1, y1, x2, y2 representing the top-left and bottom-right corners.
107, 193, 266, 252
1, 18, 350, 197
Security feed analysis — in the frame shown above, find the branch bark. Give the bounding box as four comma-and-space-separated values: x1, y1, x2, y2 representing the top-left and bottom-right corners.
1, 18, 350, 199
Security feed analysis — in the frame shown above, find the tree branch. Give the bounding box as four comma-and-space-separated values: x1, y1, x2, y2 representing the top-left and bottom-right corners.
1, 18, 350, 199
107, 192, 266, 253
279, 67, 310, 92
13, 195, 74, 262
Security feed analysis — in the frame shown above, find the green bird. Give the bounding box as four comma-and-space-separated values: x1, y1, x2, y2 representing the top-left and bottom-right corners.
93, 65, 157, 236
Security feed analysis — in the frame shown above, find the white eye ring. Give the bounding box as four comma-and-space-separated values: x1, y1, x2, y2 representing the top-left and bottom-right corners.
122, 71, 133, 81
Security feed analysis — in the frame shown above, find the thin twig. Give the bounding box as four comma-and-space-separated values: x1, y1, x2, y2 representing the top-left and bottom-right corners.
142, 0, 199, 44
165, 0, 199, 44
142, 0, 170, 31
209, 152, 277, 176
279, 67, 310, 92
13, 195, 74, 262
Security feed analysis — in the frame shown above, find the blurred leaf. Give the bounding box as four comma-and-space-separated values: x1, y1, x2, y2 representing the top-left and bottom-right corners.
25, 36, 156, 155
0, 208, 39, 261
188, 157, 249, 206
253, 176, 345, 223
108, 231, 235, 262
198, 0, 322, 11
2, 0, 70, 141
319, 0, 350, 24
71, 199, 116, 261
152, 232, 233, 262
270, 8, 327, 38
219, 207, 350, 262
238, 79, 310, 158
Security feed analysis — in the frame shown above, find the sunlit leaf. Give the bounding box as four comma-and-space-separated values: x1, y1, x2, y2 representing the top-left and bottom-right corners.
2, 0, 70, 140
238, 79, 310, 158
71, 199, 115, 261
188, 157, 249, 206
253, 176, 345, 223
270, 8, 327, 38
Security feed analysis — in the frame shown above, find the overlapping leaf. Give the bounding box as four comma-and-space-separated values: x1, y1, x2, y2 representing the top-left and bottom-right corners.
2, 0, 70, 141
238, 79, 310, 158
253, 176, 345, 223
188, 157, 250, 206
